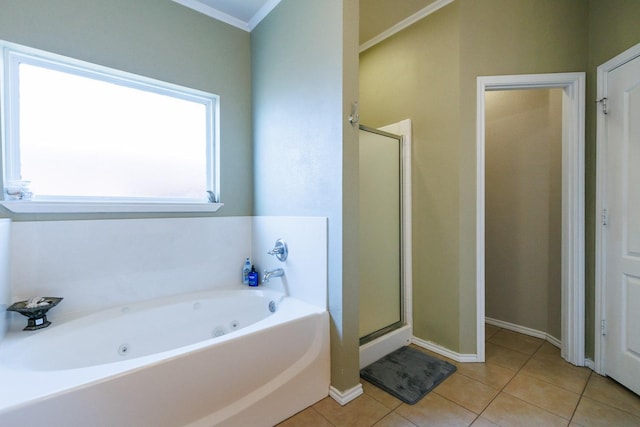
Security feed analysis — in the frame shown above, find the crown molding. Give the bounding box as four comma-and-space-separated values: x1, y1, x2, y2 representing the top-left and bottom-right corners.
360, 0, 455, 53
248, 0, 281, 31
172, 0, 281, 32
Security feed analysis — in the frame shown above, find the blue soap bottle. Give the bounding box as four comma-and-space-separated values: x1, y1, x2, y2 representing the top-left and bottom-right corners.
248, 265, 259, 287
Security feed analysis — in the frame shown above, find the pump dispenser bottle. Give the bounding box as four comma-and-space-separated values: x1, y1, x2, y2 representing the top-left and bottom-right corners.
242, 258, 251, 285
248, 265, 259, 287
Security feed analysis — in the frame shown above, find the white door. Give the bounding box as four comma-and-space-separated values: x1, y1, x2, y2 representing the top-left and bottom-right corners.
603, 53, 640, 395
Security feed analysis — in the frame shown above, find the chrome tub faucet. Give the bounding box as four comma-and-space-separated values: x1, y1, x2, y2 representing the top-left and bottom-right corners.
263, 268, 285, 283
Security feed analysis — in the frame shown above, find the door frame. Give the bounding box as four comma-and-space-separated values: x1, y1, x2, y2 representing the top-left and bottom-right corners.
594, 42, 640, 375
476, 73, 586, 365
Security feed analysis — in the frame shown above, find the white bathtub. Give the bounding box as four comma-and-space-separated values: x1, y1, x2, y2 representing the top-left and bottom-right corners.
0, 288, 330, 426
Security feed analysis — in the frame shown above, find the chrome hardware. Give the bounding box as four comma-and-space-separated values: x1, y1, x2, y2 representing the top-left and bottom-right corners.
348, 101, 360, 125
596, 97, 609, 115
263, 268, 285, 283
267, 238, 288, 262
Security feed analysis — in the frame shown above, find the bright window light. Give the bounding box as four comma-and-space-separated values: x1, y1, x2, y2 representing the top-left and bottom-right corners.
1, 41, 219, 206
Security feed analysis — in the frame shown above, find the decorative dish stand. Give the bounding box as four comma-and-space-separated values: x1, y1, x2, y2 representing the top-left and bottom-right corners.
7, 297, 63, 331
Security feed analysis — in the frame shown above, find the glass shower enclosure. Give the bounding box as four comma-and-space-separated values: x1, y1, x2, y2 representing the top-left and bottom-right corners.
359, 125, 404, 345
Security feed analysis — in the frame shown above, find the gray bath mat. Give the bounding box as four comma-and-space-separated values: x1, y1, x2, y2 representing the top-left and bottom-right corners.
360, 346, 456, 405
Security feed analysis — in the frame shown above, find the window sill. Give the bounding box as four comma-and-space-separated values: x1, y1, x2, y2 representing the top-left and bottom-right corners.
0, 201, 223, 214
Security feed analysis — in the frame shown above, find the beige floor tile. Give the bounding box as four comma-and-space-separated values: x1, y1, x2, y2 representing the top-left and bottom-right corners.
283, 329, 640, 427
481, 392, 569, 427
521, 356, 590, 394
395, 392, 477, 426
313, 394, 390, 427
534, 341, 562, 359
571, 396, 640, 427
470, 417, 500, 426
485, 324, 501, 340
362, 380, 403, 410
277, 407, 333, 427
583, 373, 640, 418
529, 344, 584, 369
487, 330, 544, 355
373, 411, 417, 427
455, 361, 517, 390
433, 372, 499, 414
503, 371, 580, 420
485, 341, 531, 371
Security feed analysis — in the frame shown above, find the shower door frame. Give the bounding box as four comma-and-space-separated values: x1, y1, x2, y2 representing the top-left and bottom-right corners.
358, 119, 413, 369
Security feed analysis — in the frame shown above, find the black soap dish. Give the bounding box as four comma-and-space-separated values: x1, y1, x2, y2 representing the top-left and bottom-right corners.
7, 297, 63, 331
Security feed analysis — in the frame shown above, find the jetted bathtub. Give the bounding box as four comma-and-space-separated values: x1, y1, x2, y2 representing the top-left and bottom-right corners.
0, 288, 330, 426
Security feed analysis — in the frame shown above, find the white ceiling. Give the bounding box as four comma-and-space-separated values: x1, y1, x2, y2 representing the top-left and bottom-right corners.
172, 0, 280, 32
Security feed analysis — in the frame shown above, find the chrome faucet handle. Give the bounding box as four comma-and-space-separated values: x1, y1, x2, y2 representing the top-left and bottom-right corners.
267, 238, 288, 262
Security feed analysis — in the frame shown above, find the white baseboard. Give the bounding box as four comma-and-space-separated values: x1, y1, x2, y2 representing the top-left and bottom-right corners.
486, 317, 561, 348
359, 325, 412, 369
411, 336, 479, 362
546, 334, 562, 349
584, 358, 595, 371
329, 384, 363, 406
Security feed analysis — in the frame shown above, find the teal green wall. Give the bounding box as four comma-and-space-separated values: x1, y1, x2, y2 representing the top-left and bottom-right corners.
0, 0, 253, 219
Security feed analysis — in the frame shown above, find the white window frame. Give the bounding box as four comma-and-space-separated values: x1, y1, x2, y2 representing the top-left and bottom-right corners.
0, 41, 222, 213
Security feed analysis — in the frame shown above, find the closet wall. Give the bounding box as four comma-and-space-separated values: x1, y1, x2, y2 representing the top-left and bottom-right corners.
485, 88, 562, 339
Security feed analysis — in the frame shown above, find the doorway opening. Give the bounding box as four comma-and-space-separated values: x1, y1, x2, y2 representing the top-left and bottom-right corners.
476, 73, 585, 365
484, 88, 563, 347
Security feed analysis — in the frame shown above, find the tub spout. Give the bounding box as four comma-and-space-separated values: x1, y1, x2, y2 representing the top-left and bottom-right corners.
262, 268, 284, 283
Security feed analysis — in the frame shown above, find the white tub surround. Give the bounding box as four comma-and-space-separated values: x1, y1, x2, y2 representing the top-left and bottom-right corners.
9, 217, 252, 321
3, 216, 329, 426
9, 216, 327, 320
252, 216, 327, 309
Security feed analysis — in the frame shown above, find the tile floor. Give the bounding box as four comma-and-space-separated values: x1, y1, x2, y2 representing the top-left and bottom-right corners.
278, 324, 640, 426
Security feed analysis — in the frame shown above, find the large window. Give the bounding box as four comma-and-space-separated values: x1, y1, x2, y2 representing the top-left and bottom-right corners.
1, 41, 220, 212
